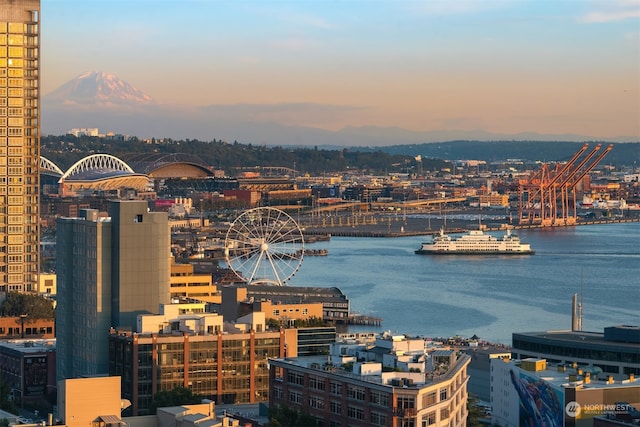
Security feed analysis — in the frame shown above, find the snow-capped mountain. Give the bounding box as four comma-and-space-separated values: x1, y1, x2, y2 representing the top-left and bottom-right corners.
44, 71, 153, 105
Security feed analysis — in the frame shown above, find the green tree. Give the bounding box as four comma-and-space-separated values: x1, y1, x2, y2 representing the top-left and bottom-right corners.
466, 396, 486, 427
0, 292, 55, 320
267, 405, 318, 427
149, 386, 203, 414
0, 376, 18, 415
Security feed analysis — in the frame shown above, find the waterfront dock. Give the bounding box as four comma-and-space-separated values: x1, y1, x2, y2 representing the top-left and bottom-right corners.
303, 216, 640, 238
345, 314, 382, 326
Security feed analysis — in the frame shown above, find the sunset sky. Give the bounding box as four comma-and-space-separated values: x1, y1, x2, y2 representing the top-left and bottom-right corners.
41, 0, 640, 140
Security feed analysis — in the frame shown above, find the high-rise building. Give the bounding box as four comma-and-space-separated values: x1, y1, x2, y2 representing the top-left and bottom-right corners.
56, 200, 171, 380
0, 0, 41, 293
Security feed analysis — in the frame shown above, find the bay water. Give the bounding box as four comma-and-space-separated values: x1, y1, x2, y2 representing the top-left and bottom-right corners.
288, 222, 639, 345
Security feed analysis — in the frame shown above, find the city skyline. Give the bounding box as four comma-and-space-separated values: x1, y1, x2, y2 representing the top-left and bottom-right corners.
41, 0, 640, 142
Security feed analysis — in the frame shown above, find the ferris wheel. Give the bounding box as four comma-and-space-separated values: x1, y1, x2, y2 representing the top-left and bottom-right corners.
224, 207, 305, 285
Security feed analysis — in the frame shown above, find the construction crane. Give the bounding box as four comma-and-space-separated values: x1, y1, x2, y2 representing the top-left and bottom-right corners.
518, 143, 613, 226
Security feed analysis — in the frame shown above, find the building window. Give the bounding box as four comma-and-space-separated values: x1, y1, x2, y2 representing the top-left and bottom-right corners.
370, 391, 390, 406
347, 406, 365, 420
422, 412, 436, 426
309, 396, 324, 409
439, 387, 448, 401
309, 376, 325, 391
347, 385, 365, 400
330, 400, 342, 415
273, 386, 283, 399
287, 372, 304, 386
440, 407, 449, 420
289, 391, 302, 404
330, 381, 342, 395
397, 395, 415, 409
371, 412, 387, 426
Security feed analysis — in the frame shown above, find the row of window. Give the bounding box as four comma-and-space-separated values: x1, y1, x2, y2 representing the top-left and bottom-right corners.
273, 308, 308, 316
513, 339, 640, 364
0, 326, 53, 335
0, 22, 36, 33
0, 58, 38, 68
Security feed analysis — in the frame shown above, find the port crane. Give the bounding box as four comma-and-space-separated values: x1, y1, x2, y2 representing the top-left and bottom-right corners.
518, 143, 613, 226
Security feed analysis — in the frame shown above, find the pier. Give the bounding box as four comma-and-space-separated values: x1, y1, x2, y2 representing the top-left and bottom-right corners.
303, 217, 640, 238
345, 314, 382, 326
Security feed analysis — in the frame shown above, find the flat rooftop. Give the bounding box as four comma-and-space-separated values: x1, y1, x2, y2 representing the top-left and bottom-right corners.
513, 359, 638, 390
0, 339, 56, 354
513, 329, 640, 350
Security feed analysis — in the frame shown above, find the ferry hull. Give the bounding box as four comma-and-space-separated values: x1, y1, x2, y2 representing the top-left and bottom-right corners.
415, 249, 535, 255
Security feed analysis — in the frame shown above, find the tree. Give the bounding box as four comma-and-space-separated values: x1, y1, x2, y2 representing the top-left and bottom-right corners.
0, 376, 18, 415
0, 292, 55, 320
466, 396, 487, 427
148, 386, 203, 414
267, 405, 318, 427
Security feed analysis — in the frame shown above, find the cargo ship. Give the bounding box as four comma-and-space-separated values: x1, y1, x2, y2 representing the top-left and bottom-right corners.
415, 228, 535, 255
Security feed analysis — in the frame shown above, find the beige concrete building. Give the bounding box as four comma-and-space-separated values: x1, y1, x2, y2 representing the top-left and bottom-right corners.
58, 376, 242, 427
56, 201, 171, 380
479, 193, 509, 208
269, 333, 471, 427
37, 272, 56, 296
0, 0, 41, 293
170, 261, 221, 304
253, 299, 324, 324
58, 376, 125, 427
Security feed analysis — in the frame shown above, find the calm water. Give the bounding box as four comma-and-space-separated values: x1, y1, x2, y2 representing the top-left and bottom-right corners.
288, 222, 640, 345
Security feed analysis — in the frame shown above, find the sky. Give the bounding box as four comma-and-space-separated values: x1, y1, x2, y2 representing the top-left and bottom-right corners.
41, 0, 640, 140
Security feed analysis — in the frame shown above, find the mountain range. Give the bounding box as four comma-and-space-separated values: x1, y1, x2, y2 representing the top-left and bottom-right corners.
41, 72, 638, 146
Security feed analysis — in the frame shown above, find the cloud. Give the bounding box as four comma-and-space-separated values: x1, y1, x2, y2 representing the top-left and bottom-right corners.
579, 0, 640, 23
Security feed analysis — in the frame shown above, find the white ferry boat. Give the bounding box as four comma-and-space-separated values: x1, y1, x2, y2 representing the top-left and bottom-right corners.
415, 228, 535, 255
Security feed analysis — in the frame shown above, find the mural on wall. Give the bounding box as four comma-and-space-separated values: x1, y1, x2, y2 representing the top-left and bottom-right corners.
510, 369, 564, 427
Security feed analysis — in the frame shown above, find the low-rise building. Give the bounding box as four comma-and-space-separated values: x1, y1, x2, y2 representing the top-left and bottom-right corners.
269, 332, 471, 427
109, 305, 286, 415
37, 273, 57, 297
0, 317, 55, 340
0, 339, 56, 408
170, 261, 221, 304
221, 284, 349, 323
253, 299, 324, 325
511, 325, 640, 376
58, 375, 244, 427
462, 346, 511, 402
490, 357, 640, 427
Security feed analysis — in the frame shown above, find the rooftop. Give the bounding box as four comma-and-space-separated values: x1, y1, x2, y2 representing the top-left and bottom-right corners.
0, 339, 56, 354
511, 358, 638, 390
513, 328, 640, 350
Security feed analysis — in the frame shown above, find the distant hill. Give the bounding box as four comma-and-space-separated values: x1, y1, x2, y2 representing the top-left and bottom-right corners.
42, 72, 639, 147
355, 140, 640, 167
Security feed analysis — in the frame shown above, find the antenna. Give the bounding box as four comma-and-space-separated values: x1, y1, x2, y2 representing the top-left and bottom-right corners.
578, 269, 584, 331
